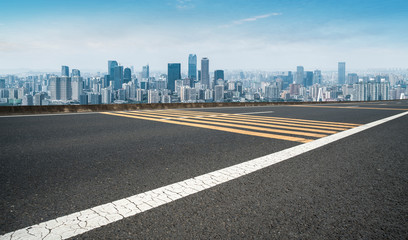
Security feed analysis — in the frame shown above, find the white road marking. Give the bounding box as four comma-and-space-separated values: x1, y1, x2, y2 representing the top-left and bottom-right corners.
0, 112, 99, 118
1, 111, 407, 240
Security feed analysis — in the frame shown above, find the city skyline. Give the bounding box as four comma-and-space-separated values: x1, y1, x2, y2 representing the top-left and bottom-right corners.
1, 0, 407, 73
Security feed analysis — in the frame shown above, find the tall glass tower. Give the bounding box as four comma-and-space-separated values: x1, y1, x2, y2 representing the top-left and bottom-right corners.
61, 66, 69, 77
201, 57, 209, 89
167, 63, 181, 92
338, 62, 346, 85
188, 54, 197, 87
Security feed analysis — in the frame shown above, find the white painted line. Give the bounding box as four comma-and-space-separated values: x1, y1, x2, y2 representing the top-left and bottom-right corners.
234, 111, 275, 115
0, 112, 99, 118
1, 111, 407, 240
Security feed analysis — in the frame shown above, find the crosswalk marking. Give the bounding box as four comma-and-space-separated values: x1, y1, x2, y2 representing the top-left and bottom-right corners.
121, 111, 328, 138
160, 110, 360, 127
101, 110, 359, 143
128, 110, 345, 133
102, 112, 313, 143
142, 112, 339, 134
150, 111, 350, 131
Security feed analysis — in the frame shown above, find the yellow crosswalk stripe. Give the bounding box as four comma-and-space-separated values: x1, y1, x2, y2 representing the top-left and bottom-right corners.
180, 110, 359, 126
128, 111, 339, 134
122, 111, 328, 138
160, 110, 360, 127
205, 115, 352, 130
101, 112, 313, 143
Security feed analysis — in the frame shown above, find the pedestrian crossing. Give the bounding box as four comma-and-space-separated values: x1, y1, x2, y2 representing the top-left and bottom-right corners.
101, 110, 360, 143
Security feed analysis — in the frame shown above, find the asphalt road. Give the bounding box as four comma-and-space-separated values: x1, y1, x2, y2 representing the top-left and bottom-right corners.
1, 101, 408, 239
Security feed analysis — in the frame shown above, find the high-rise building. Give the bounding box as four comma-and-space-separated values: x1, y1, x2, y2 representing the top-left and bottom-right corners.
102, 88, 112, 104
49, 76, 61, 100
60, 76, 72, 101
338, 62, 346, 85
61, 66, 69, 77
201, 58, 209, 89
347, 73, 358, 85
71, 69, 80, 77
148, 90, 160, 103
0, 79, 6, 88
214, 70, 224, 87
304, 71, 313, 87
113, 65, 124, 90
167, 63, 181, 92
198, 70, 201, 82
188, 54, 197, 87
214, 85, 224, 102
22, 94, 33, 106
313, 70, 322, 85
142, 65, 149, 79
108, 60, 118, 81
296, 66, 304, 84
71, 76, 83, 101
124, 68, 131, 83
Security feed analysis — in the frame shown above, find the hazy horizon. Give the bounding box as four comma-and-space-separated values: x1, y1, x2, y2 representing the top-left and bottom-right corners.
1, 0, 407, 73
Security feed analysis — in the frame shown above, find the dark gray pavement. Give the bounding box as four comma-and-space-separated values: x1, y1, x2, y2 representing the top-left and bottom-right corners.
1, 101, 407, 239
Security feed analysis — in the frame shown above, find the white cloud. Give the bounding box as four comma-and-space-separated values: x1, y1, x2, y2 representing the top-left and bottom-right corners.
176, 0, 194, 9
220, 13, 282, 28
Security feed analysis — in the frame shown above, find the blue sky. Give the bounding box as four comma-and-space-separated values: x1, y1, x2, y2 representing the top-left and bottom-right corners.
0, 0, 407, 73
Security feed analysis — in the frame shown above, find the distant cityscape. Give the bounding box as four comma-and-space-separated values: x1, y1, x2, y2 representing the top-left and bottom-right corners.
0, 55, 407, 106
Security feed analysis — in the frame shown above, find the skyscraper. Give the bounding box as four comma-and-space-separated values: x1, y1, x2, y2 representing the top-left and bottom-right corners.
296, 66, 304, 84
71, 69, 80, 77
188, 54, 197, 87
201, 57, 209, 89
214, 70, 224, 86
60, 76, 72, 101
338, 62, 346, 85
49, 76, 61, 100
167, 63, 181, 92
108, 60, 118, 81
113, 65, 123, 90
124, 67, 131, 83
304, 71, 313, 87
61, 66, 69, 77
142, 65, 149, 79
313, 70, 322, 85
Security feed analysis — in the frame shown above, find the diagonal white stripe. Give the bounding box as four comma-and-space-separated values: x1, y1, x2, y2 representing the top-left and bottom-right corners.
1, 111, 407, 240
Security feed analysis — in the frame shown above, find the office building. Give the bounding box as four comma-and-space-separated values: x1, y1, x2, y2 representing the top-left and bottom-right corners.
296, 66, 304, 84
71, 76, 83, 101
61, 66, 69, 77
22, 94, 33, 106
0, 79, 6, 88
113, 65, 123, 90
142, 65, 149, 79
188, 54, 197, 87
124, 67, 131, 83
338, 62, 346, 85
102, 88, 112, 104
201, 58, 209, 88
304, 71, 313, 87
108, 60, 118, 80
214, 85, 224, 102
148, 90, 160, 103
167, 63, 181, 92
313, 70, 322, 85
71, 69, 80, 77
214, 70, 224, 86
60, 76, 72, 101
49, 76, 61, 100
